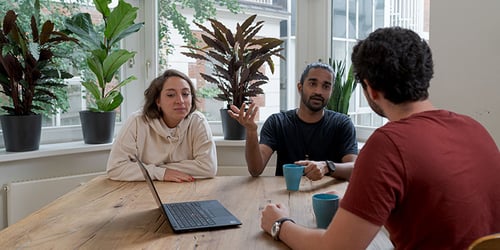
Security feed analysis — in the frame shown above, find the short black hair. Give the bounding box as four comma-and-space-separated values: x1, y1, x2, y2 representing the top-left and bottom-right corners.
351, 27, 434, 104
299, 62, 334, 85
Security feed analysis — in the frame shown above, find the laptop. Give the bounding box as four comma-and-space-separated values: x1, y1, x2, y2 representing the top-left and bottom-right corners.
134, 155, 242, 233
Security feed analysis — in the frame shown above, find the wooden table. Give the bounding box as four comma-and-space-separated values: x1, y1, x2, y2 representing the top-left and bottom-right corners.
0, 175, 393, 249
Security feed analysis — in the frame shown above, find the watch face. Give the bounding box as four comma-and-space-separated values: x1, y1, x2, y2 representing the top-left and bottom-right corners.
271, 222, 279, 238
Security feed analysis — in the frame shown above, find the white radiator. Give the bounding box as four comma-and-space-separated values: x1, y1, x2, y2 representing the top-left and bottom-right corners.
6, 172, 105, 226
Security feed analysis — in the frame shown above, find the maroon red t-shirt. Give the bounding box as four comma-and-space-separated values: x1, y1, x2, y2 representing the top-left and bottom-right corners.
341, 110, 500, 249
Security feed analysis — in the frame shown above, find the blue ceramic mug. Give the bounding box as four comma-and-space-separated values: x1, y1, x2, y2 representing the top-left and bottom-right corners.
283, 164, 305, 191
312, 193, 339, 229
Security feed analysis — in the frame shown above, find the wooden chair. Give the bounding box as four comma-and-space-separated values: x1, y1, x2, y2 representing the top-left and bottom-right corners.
468, 233, 500, 250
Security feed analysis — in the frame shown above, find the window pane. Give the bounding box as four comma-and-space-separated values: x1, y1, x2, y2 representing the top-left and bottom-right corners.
348, 0, 356, 39
357, 113, 372, 126
359, 0, 373, 38
280, 20, 288, 37
372, 115, 385, 127
374, 0, 385, 29
291, 0, 297, 36
333, 0, 347, 37
332, 40, 347, 61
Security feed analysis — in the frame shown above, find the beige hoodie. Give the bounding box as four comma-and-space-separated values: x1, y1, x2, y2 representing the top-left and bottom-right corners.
106, 110, 217, 181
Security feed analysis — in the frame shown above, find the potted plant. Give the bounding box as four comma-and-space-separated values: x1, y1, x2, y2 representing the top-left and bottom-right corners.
0, 8, 77, 152
326, 59, 357, 115
64, 0, 144, 144
182, 14, 284, 140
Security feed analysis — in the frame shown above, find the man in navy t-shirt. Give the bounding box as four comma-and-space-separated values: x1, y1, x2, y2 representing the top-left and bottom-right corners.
228, 62, 358, 180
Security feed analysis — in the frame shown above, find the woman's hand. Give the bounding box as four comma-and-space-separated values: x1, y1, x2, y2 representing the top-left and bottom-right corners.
163, 169, 195, 182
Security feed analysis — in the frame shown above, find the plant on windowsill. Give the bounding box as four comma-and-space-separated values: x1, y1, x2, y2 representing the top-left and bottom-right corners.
0, 7, 77, 152
181, 14, 284, 140
64, 0, 144, 144
326, 59, 357, 115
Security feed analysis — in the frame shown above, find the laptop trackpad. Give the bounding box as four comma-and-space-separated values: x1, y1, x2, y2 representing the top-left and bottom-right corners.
200, 200, 233, 217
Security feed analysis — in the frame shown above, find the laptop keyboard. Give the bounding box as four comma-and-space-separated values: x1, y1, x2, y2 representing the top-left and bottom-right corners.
168, 202, 216, 228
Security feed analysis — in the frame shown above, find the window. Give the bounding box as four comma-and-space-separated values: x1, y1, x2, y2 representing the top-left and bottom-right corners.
330, 0, 429, 129
155, 1, 288, 124
0, 0, 430, 149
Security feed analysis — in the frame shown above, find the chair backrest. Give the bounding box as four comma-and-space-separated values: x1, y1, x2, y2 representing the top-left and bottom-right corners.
468, 233, 500, 250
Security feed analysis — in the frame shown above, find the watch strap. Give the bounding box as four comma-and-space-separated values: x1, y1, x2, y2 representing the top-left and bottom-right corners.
273, 217, 295, 241
325, 160, 336, 175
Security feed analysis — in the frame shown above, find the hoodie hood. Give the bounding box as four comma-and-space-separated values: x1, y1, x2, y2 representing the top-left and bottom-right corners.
148, 114, 189, 144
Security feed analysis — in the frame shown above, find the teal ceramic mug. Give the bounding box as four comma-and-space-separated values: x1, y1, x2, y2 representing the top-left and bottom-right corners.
282, 164, 305, 191
312, 193, 339, 229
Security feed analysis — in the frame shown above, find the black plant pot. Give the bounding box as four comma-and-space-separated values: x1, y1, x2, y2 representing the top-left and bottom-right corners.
220, 109, 246, 140
0, 114, 42, 152
80, 110, 116, 144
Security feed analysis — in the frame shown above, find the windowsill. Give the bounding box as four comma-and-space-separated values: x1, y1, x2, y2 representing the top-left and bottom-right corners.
0, 141, 113, 163
0, 136, 244, 163
213, 136, 246, 146
0, 136, 362, 163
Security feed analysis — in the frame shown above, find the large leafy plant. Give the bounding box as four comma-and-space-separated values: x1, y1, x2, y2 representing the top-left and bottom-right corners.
327, 59, 357, 114
181, 14, 284, 108
0, 8, 77, 115
64, 0, 144, 112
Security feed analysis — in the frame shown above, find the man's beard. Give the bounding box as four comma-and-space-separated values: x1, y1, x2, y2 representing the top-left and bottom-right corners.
302, 93, 326, 112
365, 92, 386, 118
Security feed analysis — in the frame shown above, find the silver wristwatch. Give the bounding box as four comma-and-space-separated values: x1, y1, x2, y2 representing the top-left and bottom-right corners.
271, 217, 295, 241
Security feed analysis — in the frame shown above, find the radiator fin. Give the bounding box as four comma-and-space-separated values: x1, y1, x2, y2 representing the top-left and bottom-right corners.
6, 172, 105, 226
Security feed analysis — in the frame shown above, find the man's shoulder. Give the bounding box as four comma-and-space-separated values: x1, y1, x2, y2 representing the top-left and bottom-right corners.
324, 109, 345, 117
267, 109, 296, 121
323, 109, 351, 123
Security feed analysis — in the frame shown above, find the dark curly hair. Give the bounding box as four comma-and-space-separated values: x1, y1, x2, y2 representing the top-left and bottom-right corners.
143, 69, 198, 120
351, 27, 434, 104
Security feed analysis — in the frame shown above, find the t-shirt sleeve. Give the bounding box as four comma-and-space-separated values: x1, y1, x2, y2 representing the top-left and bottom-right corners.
340, 129, 405, 226
338, 115, 358, 156
259, 114, 279, 151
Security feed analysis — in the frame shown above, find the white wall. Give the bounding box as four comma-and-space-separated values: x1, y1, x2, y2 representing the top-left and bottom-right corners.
0, 146, 110, 229
295, 0, 331, 92
430, 1, 500, 147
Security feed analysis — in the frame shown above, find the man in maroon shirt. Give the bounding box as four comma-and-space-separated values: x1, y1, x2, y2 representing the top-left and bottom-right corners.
259, 27, 500, 249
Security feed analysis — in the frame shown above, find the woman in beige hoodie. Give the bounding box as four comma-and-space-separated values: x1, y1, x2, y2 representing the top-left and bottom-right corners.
106, 69, 217, 182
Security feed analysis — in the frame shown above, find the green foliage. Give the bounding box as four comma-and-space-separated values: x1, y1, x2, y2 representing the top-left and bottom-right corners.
326, 59, 357, 114
158, 0, 240, 56
0, 0, 84, 116
197, 84, 222, 98
182, 14, 285, 108
64, 0, 144, 112
0, 4, 77, 115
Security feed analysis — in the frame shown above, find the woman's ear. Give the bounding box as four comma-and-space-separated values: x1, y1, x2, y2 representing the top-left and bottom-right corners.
155, 98, 161, 109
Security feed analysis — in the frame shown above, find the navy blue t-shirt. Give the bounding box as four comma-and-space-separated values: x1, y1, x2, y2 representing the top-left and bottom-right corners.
260, 109, 358, 176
